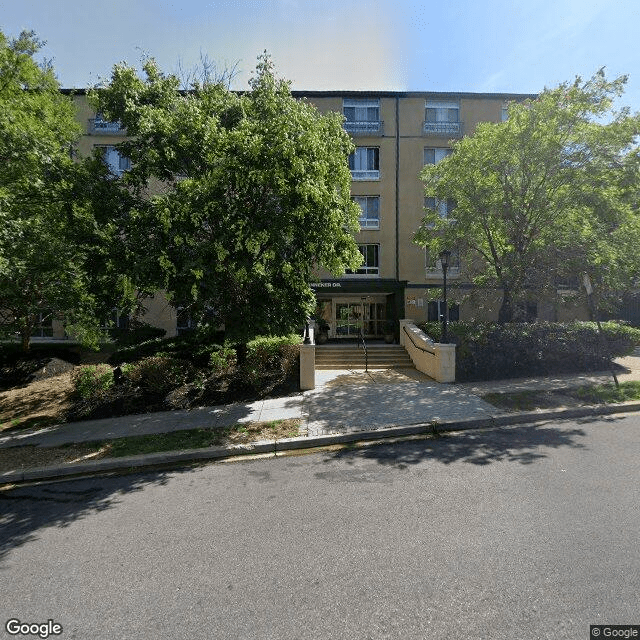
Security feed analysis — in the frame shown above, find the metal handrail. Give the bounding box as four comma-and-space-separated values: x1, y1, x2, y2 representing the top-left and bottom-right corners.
358, 331, 368, 372
402, 325, 435, 354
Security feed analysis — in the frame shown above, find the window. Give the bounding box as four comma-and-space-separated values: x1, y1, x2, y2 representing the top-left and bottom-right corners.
96, 145, 131, 176
343, 99, 381, 133
30, 310, 53, 338
176, 308, 197, 336
103, 309, 130, 331
90, 112, 125, 134
514, 302, 537, 322
176, 307, 217, 335
349, 147, 379, 180
347, 244, 379, 275
427, 301, 460, 322
425, 197, 456, 219
424, 148, 452, 165
353, 196, 380, 229
501, 102, 509, 122
425, 248, 461, 275
424, 100, 462, 135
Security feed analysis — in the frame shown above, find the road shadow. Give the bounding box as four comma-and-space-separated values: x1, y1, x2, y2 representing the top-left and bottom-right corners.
319, 421, 589, 469
0, 466, 199, 563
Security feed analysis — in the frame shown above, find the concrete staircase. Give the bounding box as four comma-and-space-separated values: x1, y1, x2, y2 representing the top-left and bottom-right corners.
315, 343, 414, 370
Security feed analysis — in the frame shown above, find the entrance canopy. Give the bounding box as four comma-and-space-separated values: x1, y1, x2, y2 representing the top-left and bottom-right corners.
312, 279, 406, 340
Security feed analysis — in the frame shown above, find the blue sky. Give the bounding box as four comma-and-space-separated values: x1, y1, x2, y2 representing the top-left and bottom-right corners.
3, 0, 640, 109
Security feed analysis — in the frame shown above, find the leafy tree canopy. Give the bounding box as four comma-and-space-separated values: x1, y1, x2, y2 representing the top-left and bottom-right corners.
415, 70, 640, 322
93, 52, 362, 345
0, 30, 123, 350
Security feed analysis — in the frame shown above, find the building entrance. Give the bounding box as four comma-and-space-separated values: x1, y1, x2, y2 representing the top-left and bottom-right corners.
333, 297, 386, 338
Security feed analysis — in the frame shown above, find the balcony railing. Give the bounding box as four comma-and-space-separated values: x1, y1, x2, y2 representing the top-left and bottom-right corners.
343, 120, 383, 135
350, 169, 380, 181
423, 121, 464, 137
359, 218, 380, 229
88, 118, 126, 135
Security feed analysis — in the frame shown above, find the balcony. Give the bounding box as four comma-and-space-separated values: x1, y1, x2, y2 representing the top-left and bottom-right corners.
350, 169, 380, 181
88, 118, 126, 135
359, 218, 380, 229
343, 120, 384, 135
423, 121, 464, 137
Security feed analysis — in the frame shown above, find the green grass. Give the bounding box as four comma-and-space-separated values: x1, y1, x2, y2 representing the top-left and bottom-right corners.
572, 380, 640, 404
104, 428, 226, 457
87, 419, 302, 458
483, 381, 640, 412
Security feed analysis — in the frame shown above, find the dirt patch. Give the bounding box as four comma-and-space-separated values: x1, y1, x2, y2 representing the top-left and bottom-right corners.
0, 442, 108, 473
0, 371, 74, 432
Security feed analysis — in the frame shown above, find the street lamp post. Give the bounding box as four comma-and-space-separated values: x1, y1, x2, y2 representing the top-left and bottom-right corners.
583, 273, 619, 388
439, 250, 451, 344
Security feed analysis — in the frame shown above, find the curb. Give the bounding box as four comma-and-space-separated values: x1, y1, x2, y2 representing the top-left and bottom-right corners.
2, 401, 640, 486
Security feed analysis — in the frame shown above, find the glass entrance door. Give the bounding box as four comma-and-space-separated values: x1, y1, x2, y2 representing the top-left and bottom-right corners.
335, 303, 362, 337
334, 300, 386, 338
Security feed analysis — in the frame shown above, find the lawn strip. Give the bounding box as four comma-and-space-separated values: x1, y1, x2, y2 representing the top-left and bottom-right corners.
0, 419, 301, 473
483, 381, 640, 412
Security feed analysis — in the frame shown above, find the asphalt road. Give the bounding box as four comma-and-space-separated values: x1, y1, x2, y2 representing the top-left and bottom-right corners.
1, 414, 639, 640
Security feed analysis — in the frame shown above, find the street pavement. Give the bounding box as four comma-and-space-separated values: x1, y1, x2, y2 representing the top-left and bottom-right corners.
1, 415, 639, 640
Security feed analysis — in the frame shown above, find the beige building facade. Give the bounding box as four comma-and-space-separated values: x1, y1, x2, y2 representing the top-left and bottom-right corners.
68, 88, 588, 341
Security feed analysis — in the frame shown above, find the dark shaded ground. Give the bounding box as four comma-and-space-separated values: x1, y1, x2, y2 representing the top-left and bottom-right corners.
0, 346, 82, 390
65, 364, 300, 422
1, 344, 299, 427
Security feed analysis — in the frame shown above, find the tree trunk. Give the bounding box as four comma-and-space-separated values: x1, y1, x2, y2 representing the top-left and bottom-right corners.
21, 330, 31, 353
498, 289, 513, 324
234, 343, 248, 366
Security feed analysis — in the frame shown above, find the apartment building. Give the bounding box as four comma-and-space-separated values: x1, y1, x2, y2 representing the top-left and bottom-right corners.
296, 91, 546, 339
71, 88, 583, 341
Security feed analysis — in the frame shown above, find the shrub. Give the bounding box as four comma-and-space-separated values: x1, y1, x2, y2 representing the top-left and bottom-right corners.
418, 321, 640, 381
125, 355, 193, 393
209, 346, 237, 374
72, 364, 114, 399
246, 334, 300, 373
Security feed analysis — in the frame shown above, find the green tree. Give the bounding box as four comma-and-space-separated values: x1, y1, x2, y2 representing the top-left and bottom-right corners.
0, 30, 134, 351
93, 52, 362, 351
415, 70, 640, 322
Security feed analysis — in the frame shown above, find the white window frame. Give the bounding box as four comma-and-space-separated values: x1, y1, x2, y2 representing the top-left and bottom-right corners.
102, 309, 130, 331
95, 145, 131, 176
424, 100, 461, 135
353, 196, 380, 229
424, 197, 456, 220
349, 147, 380, 180
91, 112, 125, 134
424, 147, 453, 165
347, 244, 380, 276
30, 310, 53, 338
343, 98, 381, 133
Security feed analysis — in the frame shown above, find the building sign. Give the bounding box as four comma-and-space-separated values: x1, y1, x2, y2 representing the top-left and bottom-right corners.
310, 282, 343, 288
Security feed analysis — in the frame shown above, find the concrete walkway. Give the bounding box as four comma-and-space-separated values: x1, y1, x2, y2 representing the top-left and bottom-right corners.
1, 349, 639, 450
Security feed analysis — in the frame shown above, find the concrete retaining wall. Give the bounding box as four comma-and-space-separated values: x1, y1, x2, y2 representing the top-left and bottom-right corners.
399, 319, 455, 383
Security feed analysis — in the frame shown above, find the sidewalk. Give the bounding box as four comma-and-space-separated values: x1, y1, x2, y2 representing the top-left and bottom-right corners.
2, 351, 640, 483
0, 368, 498, 449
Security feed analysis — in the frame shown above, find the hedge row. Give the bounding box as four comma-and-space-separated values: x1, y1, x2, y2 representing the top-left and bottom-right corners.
418, 321, 640, 382
74, 334, 302, 402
